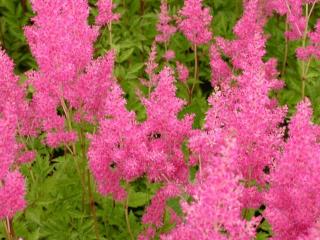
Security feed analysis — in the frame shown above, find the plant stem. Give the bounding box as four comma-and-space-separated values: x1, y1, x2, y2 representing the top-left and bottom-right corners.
300, 3, 315, 98
125, 192, 134, 240
108, 23, 112, 48
4, 217, 14, 240
189, 44, 198, 103
87, 169, 100, 240
60, 98, 86, 209
281, 17, 289, 77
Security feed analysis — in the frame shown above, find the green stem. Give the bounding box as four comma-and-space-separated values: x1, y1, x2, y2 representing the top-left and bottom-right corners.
108, 23, 112, 48
87, 169, 100, 240
60, 98, 86, 210
300, 3, 315, 98
189, 44, 198, 103
4, 217, 14, 240
125, 192, 134, 240
281, 17, 289, 77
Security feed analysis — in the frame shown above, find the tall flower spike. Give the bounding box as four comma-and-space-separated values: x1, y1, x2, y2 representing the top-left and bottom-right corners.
141, 67, 193, 183
209, 45, 232, 88
178, 0, 212, 45
265, 100, 320, 240
0, 49, 33, 219
96, 0, 120, 26
156, 0, 176, 43
162, 133, 257, 239
88, 83, 146, 201
25, 0, 118, 148
209, 0, 286, 208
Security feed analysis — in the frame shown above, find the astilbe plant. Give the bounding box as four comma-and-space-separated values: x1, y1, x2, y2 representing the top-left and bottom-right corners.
212, 0, 286, 207
0, 49, 34, 236
265, 100, 320, 240
3, 0, 320, 239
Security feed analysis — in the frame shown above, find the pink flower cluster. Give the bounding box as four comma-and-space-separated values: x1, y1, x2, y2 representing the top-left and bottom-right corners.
96, 0, 120, 26
24, 0, 116, 147
0, 49, 34, 219
177, 0, 212, 45
156, 0, 176, 43
265, 100, 320, 240
3, 0, 320, 238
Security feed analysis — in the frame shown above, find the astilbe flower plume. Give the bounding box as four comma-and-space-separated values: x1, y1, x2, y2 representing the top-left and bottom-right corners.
209, 45, 232, 88
156, 0, 176, 43
96, 0, 120, 26
297, 19, 320, 60
211, 0, 286, 208
25, 0, 116, 147
0, 49, 33, 219
162, 131, 258, 240
175, 61, 189, 83
265, 100, 320, 240
178, 0, 212, 45
89, 67, 193, 234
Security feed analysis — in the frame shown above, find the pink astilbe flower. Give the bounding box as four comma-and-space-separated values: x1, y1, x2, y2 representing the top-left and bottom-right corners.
216, 0, 267, 71
0, 49, 34, 219
265, 100, 320, 240
156, 0, 176, 43
209, 45, 232, 88
144, 42, 159, 87
0, 171, 26, 219
178, 0, 212, 45
176, 61, 189, 83
25, 0, 117, 147
88, 84, 146, 200
89, 67, 193, 229
297, 19, 320, 60
96, 0, 120, 26
298, 221, 320, 240
209, 0, 286, 208
141, 67, 193, 183
163, 134, 257, 240
142, 184, 180, 228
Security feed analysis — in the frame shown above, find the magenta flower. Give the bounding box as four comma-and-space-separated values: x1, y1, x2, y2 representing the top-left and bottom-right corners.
96, 0, 120, 26
177, 0, 212, 45
156, 0, 176, 43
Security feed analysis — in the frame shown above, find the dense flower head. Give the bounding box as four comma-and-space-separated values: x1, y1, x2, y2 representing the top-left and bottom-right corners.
89, 67, 193, 230
141, 67, 193, 183
0, 171, 26, 219
156, 0, 176, 43
209, 45, 232, 88
88, 83, 145, 200
96, 0, 120, 26
178, 0, 212, 45
0, 49, 33, 219
207, 0, 286, 208
163, 134, 256, 240
25, 0, 117, 147
25, 0, 98, 75
142, 184, 180, 228
216, 0, 267, 71
265, 100, 320, 240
